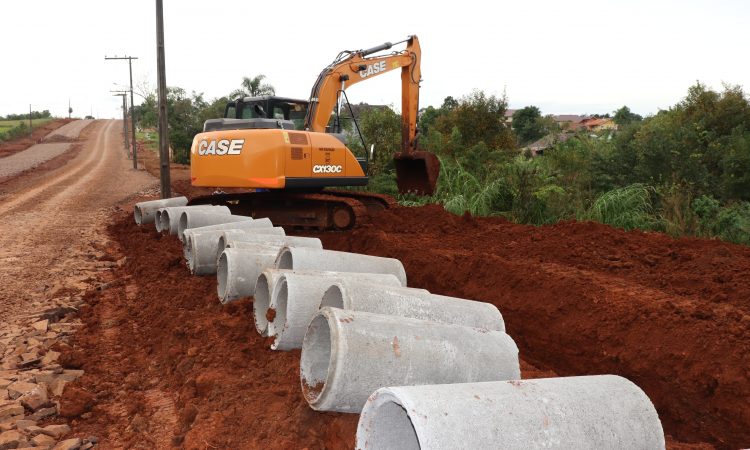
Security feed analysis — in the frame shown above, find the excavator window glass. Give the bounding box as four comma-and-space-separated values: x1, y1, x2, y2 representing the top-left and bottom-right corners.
240, 105, 265, 120
224, 103, 236, 119
269, 101, 308, 130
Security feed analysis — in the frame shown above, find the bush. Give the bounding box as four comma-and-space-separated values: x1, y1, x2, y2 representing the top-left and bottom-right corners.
585, 184, 661, 231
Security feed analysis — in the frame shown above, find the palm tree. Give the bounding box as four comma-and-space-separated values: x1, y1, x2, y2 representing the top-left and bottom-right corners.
229, 74, 275, 99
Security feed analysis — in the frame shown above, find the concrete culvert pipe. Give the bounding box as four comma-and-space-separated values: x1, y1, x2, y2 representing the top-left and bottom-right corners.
158, 205, 230, 235
253, 269, 293, 336
133, 196, 187, 225
300, 307, 520, 413
322, 281, 504, 332
267, 271, 402, 349
356, 376, 665, 450
275, 247, 407, 287
177, 211, 258, 241
180, 217, 274, 242
184, 227, 286, 274
217, 245, 285, 303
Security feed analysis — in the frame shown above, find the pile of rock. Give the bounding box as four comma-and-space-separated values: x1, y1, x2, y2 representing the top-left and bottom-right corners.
0, 307, 95, 449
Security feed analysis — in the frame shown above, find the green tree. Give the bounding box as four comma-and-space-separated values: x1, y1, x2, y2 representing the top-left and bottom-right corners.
358, 106, 402, 176
512, 106, 545, 145
230, 74, 275, 98
434, 90, 515, 152
613, 106, 642, 126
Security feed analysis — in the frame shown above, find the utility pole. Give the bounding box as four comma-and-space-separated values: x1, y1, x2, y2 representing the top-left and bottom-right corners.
156, 0, 172, 198
28, 104, 32, 136
111, 91, 129, 150
105, 55, 139, 170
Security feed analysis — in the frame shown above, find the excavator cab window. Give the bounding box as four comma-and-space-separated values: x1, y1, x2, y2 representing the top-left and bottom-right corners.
224, 103, 236, 119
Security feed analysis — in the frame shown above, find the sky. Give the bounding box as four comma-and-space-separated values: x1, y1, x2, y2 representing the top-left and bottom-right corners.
0, 0, 747, 119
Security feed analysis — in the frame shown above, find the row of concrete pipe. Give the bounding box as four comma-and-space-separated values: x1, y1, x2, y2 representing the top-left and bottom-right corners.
134, 197, 666, 449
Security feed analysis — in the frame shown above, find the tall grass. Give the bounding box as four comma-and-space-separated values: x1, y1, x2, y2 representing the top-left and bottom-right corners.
584, 184, 660, 231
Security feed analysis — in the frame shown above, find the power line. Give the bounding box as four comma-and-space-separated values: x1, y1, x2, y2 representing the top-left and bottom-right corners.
105, 55, 139, 170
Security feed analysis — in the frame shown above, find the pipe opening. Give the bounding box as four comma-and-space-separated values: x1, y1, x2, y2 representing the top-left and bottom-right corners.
254, 274, 271, 335
320, 285, 344, 309
216, 237, 227, 261
159, 211, 171, 233
277, 249, 293, 269
300, 314, 331, 404
217, 251, 229, 301
134, 206, 143, 225
365, 400, 420, 450
272, 280, 289, 339
178, 213, 188, 238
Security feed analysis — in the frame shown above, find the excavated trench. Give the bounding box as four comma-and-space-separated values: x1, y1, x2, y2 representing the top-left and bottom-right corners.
60, 202, 748, 449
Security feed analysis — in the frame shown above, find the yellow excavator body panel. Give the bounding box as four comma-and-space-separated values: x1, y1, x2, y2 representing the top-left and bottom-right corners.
190, 129, 366, 189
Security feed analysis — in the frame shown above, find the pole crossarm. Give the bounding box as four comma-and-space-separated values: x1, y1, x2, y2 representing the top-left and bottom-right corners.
105, 55, 139, 169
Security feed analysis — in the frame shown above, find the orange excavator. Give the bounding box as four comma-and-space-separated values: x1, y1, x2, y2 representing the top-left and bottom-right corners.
188, 35, 439, 229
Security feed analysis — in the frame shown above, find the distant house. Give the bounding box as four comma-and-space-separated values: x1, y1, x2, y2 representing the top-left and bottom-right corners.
552, 115, 587, 130
579, 117, 617, 132
504, 109, 516, 127
524, 132, 574, 156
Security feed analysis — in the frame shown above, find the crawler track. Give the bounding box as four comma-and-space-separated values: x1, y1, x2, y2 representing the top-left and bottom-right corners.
188, 189, 393, 230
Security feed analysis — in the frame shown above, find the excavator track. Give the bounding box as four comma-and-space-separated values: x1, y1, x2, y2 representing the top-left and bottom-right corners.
187, 190, 385, 230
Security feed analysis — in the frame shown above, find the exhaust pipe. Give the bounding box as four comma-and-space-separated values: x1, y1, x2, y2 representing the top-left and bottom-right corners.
300, 307, 520, 413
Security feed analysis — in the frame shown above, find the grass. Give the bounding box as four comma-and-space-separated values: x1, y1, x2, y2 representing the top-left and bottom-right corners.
0, 118, 52, 131
136, 129, 158, 153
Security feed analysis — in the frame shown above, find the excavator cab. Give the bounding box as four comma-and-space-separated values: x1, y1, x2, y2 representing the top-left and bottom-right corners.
223, 96, 309, 130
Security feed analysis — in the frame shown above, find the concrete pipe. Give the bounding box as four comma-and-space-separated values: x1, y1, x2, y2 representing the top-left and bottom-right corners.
157, 205, 230, 235
179, 217, 273, 242
300, 307, 520, 413
217, 244, 285, 303
356, 375, 665, 450
275, 247, 407, 287
253, 269, 293, 336
177, 211, 256, 241
266, 271, 402, 349
322, 281, 504, 332
133, 196, 187, 225
183, 227, 286, 273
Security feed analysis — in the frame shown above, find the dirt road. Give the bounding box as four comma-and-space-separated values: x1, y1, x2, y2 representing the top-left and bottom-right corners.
0, 119, 154, 322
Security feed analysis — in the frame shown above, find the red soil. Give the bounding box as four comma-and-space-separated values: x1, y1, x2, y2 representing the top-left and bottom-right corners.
317, 205, 750, 450
61, 202, 749, 449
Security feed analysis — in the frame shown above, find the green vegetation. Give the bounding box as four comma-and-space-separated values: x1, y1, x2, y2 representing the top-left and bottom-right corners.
365, 82, 750, 246
138, 74, 750, 246
0, 112, 53, 141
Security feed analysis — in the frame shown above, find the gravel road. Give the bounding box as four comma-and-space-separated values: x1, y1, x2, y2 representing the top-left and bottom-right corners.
0, 119, 155, 320
44, 119, 93, 140
0, 143, 72, 179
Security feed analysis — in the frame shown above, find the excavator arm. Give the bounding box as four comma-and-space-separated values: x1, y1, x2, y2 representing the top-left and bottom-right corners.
304, 35, 439, 194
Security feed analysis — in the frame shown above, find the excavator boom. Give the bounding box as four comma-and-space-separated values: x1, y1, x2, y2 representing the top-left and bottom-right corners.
304, 35, 439, 194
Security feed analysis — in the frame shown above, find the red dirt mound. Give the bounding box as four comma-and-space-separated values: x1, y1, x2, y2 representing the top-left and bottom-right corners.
316, 204, 750, 449
62, 203, 747, 449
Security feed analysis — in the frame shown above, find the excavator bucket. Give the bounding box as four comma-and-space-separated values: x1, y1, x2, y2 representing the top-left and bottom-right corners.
394, 150, 440, 195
